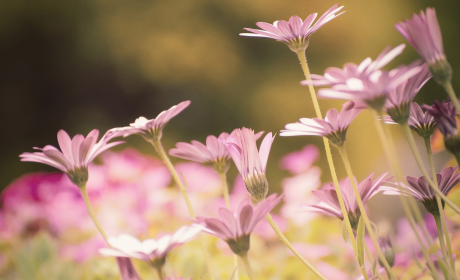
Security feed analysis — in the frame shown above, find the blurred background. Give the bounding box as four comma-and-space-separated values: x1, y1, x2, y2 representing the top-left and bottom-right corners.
1, 0, 459, 208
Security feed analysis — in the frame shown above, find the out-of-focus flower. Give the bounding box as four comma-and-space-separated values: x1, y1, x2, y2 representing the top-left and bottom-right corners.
301, 173, 392, 229
116, 257, 142, 280
99, 226, 201, 268
382, 166, 460, 215
396, 8, 452, 84
165, 278, 191, 280
385, 63, 432, 124
19, 129, 123, 187
169, 132, 231, 173
240, 4, 344, 52
279, 144, 319, 174
110, 101, 191, 141
196, 194, 283, 256
384, 102, 437, 138
378, 236, 395, 267
220, 128, 275, 202
280, 101, 362, 146
423, 101, 460, 155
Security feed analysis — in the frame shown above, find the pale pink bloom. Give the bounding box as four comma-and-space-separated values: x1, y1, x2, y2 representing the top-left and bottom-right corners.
196, 194, 283, 256
110, 101, 191, 141
240, 4, 344, 52
384, 102, 437, 138
281, 101, 362, 146
169, 132, 231, 173
165, 278, 191, 280
279, 144, 319, 174
99, 226, 201, 263
396, 8, 451, 83
301, 173, 392, 228
304, 44, 406, 87
382, 166, 460, 214
385, 62, 432, 123
220, 128, 275, 201
20, 129, 122, 187
116, 257, 142, 280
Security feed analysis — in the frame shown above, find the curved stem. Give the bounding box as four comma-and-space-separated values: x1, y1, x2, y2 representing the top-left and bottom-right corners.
337, 146, 395, 279
150, 138, 215, 280
265, 213, 328, 280
296, 50, 358, 258
401, 124, 460, 214
80, 184, 109, 244
424, 137, 456, 273
443, 81, 460, 115
240, 254, 255, 280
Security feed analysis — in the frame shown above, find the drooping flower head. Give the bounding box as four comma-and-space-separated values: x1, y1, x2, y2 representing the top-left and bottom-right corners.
280, 101, 363, 146
19, 129, 123, 187
110, 101, 191, 142
385, 62, 432, 124
423, 101, 460, 155
220, 128, 275, 202
301, 173, 392, 229
382, 166, 460, 215
384, 102, 437, 138
396, 8, 452, 84
240, 4, 344, 52
196, 194, 283, 256
169, 132, 231, 173
99, 226, 201, 269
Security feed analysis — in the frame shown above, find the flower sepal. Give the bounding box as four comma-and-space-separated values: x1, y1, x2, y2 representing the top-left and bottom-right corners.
243, 173, 269, 202
429, 58, 452, 85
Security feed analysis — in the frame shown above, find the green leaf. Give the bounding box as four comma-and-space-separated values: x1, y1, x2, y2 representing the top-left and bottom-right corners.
356, 216, 365, 267
372, 260, 377, 279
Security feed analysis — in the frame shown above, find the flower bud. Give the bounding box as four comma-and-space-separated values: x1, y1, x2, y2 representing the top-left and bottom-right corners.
243, 173, 269, 202
378, 236, 395, 268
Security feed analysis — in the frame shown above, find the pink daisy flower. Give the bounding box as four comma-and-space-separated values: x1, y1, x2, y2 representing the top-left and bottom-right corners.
301, 173, 392, 229
196, 194, 283, 256
385, 62, 432, 124
19, 129, 123, 187
396, 8, 452, 83
280, 101, 363, 146
240, 4, 344, 52
110, 101, 190, 141
99, 226, 201, 268
384, 102, 437, 138
219, 128, 275, 202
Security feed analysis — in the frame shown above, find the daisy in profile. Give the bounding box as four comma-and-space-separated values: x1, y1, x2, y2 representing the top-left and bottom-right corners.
240, 4, 344, 52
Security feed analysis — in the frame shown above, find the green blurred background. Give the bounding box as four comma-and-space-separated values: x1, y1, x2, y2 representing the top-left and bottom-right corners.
1, 0, 459, 203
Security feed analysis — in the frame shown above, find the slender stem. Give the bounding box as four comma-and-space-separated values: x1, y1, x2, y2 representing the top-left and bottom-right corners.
337, 146, 396, 279
219, 171, 239, 280
433, 214, 450, 268
443, 81, 460, 115
240, 254, 255, 280
455, 154, 460, 167
150, 138, 215, 280
424, 137, 456, 272
80, 184, 109, 244
371, 111, 443, 279
265, 213, 328, 280
363, 242, 385, 280
155, 266, 165, 280
401, 123, 460, 214
296, 50, 358, 258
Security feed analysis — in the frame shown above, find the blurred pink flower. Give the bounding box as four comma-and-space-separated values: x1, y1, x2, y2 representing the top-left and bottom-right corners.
396, 8, 451, 83
99, 226, 201, 264
169, 132, 231, 173
220, 128, 275, 201
279, 145, 319, 174
281, 101, 363, 146
196, 194, 283, 256
116, 257, 142, 280
301, 173, 392, 228
165, 278, 191, 280
240, 4, 344, 52
110, 100, 190, 141
20, 129, 123, 187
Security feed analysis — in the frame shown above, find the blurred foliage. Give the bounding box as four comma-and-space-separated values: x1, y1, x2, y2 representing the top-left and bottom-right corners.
1, 0, 460, 198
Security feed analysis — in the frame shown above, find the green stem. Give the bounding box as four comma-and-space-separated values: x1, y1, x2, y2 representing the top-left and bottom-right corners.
363, 242, 385, 280
337, 146, 396, 279
424, 137, 456, 273
265, 213, 328, 280
155, 266, 165, 280
240, 254, 255, 280
150, 138, 215, 280
401, 123, 460, 215
443, 81, 460, 115
80, 184, 109, 244
433, 214, 450, 270
371, 111, 442, 280
296, 50, 358, 258
219, 171, 239, 280
455, 154, 460, 167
